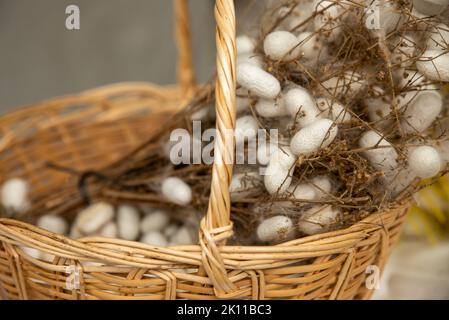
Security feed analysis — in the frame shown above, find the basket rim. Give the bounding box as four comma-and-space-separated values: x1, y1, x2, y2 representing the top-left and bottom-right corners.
0, 199, 411, 268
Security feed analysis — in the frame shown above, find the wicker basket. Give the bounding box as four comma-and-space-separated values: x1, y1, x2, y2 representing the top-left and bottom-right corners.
0, 0, 411, 300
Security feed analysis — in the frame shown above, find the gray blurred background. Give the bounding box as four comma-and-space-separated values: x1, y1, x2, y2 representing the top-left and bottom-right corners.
0, 0, 218, 113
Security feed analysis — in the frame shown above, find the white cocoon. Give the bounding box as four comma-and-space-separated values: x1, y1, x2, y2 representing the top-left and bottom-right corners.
311, 175, 333, 199
264, 161, 294, 195
117, 205, 140, 241
288, 184, 317, 201
408, 146, 442, 178
290, 119, 338, 155
141, 210, 170, 233
257, 142, 280, 166
170, 226, 195, 246
236, 87, 250, 113
298, 205, 340, 235
257, 215, 295, 243
264, 31, 301, 61
412, 0, 449, 16
237, 63, 281, 99
255, 97, 288, 118
396, 86, 442, 134
285, 87, 320, 126
37, 215, 68, 235
237, 53, 264, 68
359, 130, 398, 172
236, 35, 256, 55
296, 32, 321, 60
322, 71, 365, 96
427, 23, 449, 50
1, 178, 30, 215
416, 50, 449, 82
141, 231, 168, 247
75, 202, 114, 235
270, 146, 297, 169
235, 115, 259, 145
316, 97, 352, 123
98, 222, 118, 238
164, 224, 179, 238
161, 177, 192, 206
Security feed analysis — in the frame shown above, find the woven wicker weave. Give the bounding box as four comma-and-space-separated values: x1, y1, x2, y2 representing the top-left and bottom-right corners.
0, 0, 411, 300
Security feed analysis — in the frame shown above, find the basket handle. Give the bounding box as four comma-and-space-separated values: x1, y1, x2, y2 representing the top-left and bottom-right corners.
174, 0, 197, 96
199, 0, 239, 298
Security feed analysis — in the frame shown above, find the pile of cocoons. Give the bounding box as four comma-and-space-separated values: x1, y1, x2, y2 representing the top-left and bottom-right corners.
0, 177, 198, 259
2, 0, 449, 248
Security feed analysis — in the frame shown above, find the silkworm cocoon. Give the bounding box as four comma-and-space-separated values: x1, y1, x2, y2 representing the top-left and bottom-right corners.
1, 178, 30, 215
141, 210, 170, 233
316, 97, 352, 123
284, 87, 320, 127
396, 86, 442, 134
311, 175, 332, 199
161, 177, 192, 206
427, 24, 449, 50
237, 63, 281, 99
163, 224, 179, 238
314, 0, 342, 41
296, 32, 321, 60
255, 97, 288, 118
257, 142, 279, 166
412, 0, 449, 16
321, 71, 365, 97
236, 87, 250, 113
365, 87, 392, 123
140, 231, 168, 247
237, 35, 256, 55
288, 184, 317, 201
165, 130, 202, 164
290, 119, 338, 155
169, 226, 195, 246
229, 172, 263, 201
70, 225, 82, 239
235, 115, 259, 145
297, 205, 340, 235
408, 146, 442, 178
416, 50, 449, 82
37, 215, 68, 235
117, 205, 140, 241
365, 1, 404, 36
75, 202, 114, 235
264, 31, 302, 61
359, 130, 398, 172
264, 161, 294, 195
256, 215, 295, 243
237, 53, 264, 68
98, 222, 118, 238
21, 246, 53, 262
190, 107, 209, 121
270, 146, 297, 170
